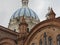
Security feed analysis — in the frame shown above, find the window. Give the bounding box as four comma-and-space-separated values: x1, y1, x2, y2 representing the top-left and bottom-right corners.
27, 28, 29, 33
14, 29, 16, 32
48, 36, 52, 45
40, 39, 42, 45
57, 34, 60, 45
44, 32, 47, 45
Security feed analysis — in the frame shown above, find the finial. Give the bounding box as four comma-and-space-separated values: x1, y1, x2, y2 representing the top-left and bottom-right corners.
48, 7, 51, 11
48, 7, 55, 15
46, 7, 56, 19
48, 7, 53, 12
22, 0, 29, 7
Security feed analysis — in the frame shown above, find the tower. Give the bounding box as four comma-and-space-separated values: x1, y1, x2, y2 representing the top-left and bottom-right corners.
18, 16, 28, 45
46, 7, 56, 19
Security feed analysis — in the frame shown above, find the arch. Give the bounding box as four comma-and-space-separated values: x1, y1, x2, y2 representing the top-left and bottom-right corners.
57, 34, 60, 40
24, 19, 60, 45
0, 38, 16, 45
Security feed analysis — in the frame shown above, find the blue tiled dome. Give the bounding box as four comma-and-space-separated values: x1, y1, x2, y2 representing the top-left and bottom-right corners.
8, 0, 40, 32
11, 7, 39, 20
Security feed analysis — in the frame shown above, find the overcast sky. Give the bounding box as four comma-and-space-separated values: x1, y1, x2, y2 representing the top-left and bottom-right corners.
0, 0, 60, 27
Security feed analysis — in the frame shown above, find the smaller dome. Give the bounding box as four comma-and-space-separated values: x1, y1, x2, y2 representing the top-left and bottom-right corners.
11, 7, 39, 20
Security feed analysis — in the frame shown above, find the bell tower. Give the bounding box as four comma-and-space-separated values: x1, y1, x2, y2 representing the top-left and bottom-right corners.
18, 16, 28, 45
46, 7, 56, 19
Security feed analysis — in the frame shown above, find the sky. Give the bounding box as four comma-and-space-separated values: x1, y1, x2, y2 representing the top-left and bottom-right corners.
0, 0, 60, 27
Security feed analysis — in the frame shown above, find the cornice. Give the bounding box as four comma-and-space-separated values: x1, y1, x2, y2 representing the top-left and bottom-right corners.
0, 25, 18, 36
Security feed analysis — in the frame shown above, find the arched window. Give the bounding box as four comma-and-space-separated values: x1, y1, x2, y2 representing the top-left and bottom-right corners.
44, 32, 47, 45
27, 28, 29, 33
48, 36, 52, 45
39, 39, 42, 45
57, 34, 60, 45
14, 29, 16, 32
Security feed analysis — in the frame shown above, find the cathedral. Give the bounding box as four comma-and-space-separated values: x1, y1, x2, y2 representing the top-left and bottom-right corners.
0, 0, 60, 45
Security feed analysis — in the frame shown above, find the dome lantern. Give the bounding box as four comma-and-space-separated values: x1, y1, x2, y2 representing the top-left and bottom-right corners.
22, 0, 29, 7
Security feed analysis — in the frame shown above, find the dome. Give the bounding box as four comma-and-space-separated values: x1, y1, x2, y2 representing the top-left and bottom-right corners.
8, 0, 40, 32
11, 7, 39, 20
8, 7, 40, 32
